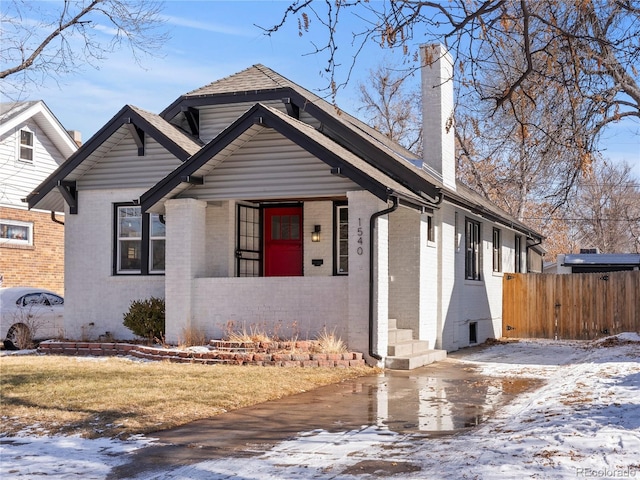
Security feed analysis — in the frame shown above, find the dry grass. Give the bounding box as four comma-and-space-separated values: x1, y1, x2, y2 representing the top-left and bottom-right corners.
0, 355, 376, 439
314, 328, 348, 354
178, 325, 207, 348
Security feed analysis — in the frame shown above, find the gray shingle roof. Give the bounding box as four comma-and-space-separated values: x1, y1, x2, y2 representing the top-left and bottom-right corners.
179, 64, 540, 237
129, 105, 202, 155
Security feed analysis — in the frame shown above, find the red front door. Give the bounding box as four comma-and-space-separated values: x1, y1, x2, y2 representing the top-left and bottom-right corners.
264, 206, 303, 276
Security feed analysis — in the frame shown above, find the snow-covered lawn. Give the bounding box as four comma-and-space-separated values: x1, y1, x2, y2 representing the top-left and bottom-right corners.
2, 334, 639, 479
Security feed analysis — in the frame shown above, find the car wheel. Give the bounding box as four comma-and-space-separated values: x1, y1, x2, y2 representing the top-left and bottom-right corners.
5, 323, 31, 350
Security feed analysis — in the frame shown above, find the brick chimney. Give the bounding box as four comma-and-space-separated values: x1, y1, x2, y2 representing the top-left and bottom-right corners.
421, 44, 456, 190
67, 130, 82, 147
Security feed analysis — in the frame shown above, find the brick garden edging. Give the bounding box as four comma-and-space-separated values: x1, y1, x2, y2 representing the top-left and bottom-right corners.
36, 340, 366, 367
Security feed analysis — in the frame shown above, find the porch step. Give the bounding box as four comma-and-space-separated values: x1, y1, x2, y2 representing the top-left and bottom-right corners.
386, 319, 446, 370
385, 350, 447, 370
388, 327, 414, 344
387, 339, 430, 357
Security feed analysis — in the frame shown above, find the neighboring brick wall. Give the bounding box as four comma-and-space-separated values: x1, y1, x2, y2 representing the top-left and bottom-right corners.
0, 206, 64, 294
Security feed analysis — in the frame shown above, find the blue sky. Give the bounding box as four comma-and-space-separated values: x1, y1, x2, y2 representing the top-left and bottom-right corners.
4, 0, 639, 178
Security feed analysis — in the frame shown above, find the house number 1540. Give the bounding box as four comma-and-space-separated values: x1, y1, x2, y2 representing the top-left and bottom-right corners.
356, 218, 364, 255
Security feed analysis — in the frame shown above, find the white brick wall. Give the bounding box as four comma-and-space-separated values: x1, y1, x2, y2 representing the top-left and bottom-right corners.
165, 198, 207, 343
64, 189, 164, 340
303, 201, 334, 276
389, 207, 421, 331
347, 190, 388, 365
191, 276, 349, 342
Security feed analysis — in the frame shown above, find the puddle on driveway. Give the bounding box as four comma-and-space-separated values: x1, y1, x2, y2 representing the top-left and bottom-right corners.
109, 359, 541, 479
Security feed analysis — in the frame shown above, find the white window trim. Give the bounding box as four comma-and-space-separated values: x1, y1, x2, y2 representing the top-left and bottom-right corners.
0, 219, 33, 246
18, 128, 35, 163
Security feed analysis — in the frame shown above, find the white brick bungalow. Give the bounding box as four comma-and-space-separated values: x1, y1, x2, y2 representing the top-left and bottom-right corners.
28, 45, 543, 368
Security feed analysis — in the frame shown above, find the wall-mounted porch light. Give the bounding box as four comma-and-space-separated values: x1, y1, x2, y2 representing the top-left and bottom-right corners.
311, 225, 321, 242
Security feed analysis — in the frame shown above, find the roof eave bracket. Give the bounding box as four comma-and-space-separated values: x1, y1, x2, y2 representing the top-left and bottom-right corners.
57, 180, 78, 214
125, 119, 145, 156
182, 106, 200, 136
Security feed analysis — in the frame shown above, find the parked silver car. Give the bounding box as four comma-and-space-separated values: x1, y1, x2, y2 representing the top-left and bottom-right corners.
0, 287, 64, 349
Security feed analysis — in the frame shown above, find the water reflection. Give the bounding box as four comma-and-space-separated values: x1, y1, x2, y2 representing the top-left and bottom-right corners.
110, 360, 542, 478
372, 366, 538, 434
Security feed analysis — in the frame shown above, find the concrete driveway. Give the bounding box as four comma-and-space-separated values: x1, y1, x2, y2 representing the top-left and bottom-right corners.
109, 354, 540, 479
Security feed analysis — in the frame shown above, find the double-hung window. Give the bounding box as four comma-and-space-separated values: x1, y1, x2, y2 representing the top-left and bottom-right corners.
19, 129, 34, 162
515, 235, 522, 273
492, 228, 502, 272
115, 204, 165, 274
149, 214, 166, 273
465, 218, 482, 280
117, 206, 142, 273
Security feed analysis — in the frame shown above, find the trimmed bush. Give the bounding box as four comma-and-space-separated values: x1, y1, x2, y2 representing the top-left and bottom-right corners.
123, 297, 165, 343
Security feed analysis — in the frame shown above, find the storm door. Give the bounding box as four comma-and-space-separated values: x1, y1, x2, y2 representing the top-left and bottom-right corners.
236, 204, 261, 277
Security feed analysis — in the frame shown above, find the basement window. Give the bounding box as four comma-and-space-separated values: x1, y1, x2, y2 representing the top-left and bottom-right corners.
469, 322, 478, 344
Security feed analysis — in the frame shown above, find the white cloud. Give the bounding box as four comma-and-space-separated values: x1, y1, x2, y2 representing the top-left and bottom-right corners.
160, 14, 252, 36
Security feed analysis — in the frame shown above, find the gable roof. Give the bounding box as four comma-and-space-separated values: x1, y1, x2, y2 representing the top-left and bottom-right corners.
27, 105, 201, 211
0, 100, 78, 159
141, 103, 426, 213
160, 64, 541, 239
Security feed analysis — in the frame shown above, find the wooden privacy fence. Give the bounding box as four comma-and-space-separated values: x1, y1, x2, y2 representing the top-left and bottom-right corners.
502, 271, 640, 340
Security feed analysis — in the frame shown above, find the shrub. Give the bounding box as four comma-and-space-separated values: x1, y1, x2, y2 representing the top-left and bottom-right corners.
123, 297, 165, 343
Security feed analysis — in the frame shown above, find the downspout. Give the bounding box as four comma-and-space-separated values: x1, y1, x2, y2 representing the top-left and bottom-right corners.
368, 196, 399, 361
50, 211, 64, 225
526, 237, 544, 272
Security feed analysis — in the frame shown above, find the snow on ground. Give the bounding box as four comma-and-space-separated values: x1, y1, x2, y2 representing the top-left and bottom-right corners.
2, 335, 639, 479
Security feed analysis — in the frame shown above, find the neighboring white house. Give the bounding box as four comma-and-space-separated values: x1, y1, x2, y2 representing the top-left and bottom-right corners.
0, 101, 79, 293
28, 45, 543, 368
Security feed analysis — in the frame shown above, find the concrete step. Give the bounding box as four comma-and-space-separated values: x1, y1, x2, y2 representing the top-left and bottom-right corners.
385, 350, 447, 370
387, 340, 430, 357
388, 318, 397, 330
388, 328, 414, 344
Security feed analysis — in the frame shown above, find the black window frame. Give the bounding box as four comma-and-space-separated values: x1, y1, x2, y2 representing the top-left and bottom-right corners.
333, 201, 349, 276
113, 203, 165, 276
465, 218, 482, 281
492, 227, 502, 272
515, 235, 522, 273
426, 214, 435, 243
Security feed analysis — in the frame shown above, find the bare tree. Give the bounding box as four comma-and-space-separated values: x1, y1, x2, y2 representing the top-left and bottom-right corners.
1, 0, 167, 94
570, 160, 640, 253
263, 0, 640, 165
357, 64, 422, 155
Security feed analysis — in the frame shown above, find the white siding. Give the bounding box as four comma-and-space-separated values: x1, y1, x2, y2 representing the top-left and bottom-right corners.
182, 129, 359, 201
199, 101, 286, 143
0, 119, 67, 207
78, 132, 182, 189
